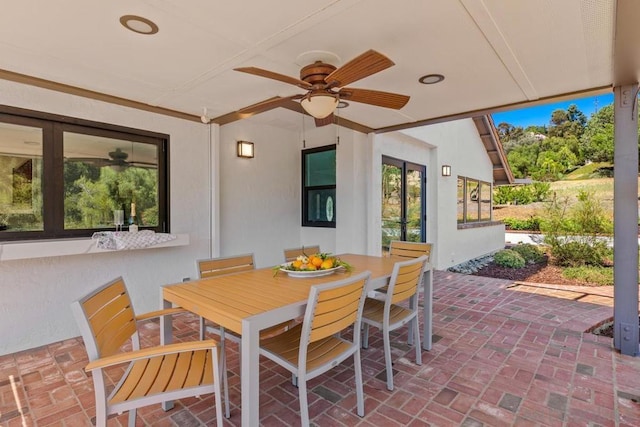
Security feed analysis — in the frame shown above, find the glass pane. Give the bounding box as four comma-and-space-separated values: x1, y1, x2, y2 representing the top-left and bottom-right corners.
305, 149, 336, 186
406, 169, 422, 242
381, 163, 402, 252
306, 188, 336, 223
466, 179, 479, 222
480, 181, 492, 221
0, 122, 44, 232
63, 132, 159, 230
457, 177, 465, 223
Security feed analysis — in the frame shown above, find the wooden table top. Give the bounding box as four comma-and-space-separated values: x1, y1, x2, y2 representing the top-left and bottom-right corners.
163, 254, 399, 334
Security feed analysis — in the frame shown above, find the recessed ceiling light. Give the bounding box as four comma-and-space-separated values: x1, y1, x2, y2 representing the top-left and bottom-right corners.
119, 15, 159, 35
337, 101, 349, 109
419, 74, 445, 85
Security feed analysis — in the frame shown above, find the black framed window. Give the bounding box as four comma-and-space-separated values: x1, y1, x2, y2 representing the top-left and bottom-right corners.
302, 145, 336, 227
0, 106, 169, 241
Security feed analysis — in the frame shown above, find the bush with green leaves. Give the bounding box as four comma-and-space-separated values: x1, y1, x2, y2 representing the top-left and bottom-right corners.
493, 249, 526, 269
502, 217, 541, 231
510, 243, 545, 264
540, 190, 613, 267
494, 183, 550, 206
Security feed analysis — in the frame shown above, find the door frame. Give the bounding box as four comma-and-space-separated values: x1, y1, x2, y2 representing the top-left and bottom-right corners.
382, 155, 427, 244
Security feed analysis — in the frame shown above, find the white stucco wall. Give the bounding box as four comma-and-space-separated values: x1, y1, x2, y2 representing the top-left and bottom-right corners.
400, 120, 506, 268
0, 81, 214, 355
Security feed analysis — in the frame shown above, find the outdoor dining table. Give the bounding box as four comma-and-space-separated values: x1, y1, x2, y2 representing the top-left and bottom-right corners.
161, 253, 433, 426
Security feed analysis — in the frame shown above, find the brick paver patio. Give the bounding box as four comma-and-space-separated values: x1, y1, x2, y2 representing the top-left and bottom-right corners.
1, 271, 639, 426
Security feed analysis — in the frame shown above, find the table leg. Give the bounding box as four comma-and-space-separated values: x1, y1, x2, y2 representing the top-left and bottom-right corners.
241, 318, 261, 426
160, 297, 175, 411
422, 268, 433, 350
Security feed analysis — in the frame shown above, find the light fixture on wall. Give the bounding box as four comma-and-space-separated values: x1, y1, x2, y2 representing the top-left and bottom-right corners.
441, 165, 451, 176
237, 141, 254, 158
300, 93, 339, 119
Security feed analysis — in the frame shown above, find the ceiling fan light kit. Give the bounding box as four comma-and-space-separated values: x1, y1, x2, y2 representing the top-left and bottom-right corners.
300, 94, 338, 119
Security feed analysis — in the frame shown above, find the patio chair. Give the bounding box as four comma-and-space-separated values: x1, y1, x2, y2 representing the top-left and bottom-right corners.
197, 254, 296, 347
361, 255, 428, 391
283, 245, 321, 262
71, 277, 229, 427
259, 271, 371, 426
389, 240, 432, 260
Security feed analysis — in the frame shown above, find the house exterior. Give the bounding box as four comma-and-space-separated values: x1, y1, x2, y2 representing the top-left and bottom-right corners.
0, 79, 510, 355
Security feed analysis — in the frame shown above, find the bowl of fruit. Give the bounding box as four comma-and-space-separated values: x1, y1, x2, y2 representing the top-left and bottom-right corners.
278, 253, 352, 278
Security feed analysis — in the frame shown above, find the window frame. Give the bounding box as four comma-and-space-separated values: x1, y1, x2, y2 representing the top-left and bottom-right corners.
301, 144, 336, 228
0, 105, 169, 241
457, 176, 492, 225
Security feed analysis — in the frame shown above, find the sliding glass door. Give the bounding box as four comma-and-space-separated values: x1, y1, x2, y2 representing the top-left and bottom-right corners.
381, 156, 426, 254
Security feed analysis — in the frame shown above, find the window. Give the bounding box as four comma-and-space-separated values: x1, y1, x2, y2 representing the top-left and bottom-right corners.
302, 145, 336, 227
0, 106, 169, 241
457, 176, 492, 225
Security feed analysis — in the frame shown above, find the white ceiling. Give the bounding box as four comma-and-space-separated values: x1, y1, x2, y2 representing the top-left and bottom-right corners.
0, 0, 638, 132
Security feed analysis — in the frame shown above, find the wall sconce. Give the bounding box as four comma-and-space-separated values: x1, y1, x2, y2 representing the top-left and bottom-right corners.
441, 165, 451, 176
237, 141, 254, 158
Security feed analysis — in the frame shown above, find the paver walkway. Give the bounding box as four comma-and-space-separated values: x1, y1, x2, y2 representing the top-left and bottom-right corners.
1, 271, 639, 426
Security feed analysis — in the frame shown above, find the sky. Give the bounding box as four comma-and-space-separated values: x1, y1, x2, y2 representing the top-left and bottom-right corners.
491, 93, 614, 129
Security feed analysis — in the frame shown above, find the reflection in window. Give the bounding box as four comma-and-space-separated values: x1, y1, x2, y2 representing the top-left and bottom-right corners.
466, 179, 479, 222
456, 177, 465, 223
63, 132, 159, 230
302, 145, 336, 227
0, 122, 43, 232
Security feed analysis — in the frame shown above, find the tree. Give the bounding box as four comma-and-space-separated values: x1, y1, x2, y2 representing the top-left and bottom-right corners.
548, 104, 586, 138
580, 104, 614, 163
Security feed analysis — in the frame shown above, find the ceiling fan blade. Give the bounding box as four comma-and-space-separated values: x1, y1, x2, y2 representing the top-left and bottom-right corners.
314, 114, 334, 127
340, 87, 410, 109
325, 50, 394, 87
238, 96, 297, 115
234, 67, 312, 90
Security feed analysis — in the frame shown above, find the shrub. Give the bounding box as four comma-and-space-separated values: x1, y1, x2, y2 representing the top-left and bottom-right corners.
502, 217, 541, 231
510, 243, 544, 264
493, 249, 526, 269
540, 191, 612, 267
494, 183, 550, 206
563, 266, 614, 286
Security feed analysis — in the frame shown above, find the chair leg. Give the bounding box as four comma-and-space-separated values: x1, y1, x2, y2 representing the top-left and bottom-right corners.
354, 349, 365, 417
220, 344, 230, 419
383, 326, 394, 391
128, 409, 136, 427
362, 323, 370, 349
414, 317, 422, 365
212, 348, 224, 427
298, 375, 310, 426
199, 316, 206, 340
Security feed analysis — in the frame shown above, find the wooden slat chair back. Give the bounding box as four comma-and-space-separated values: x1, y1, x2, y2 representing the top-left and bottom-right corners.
71, 277, 228, 427
198, 253, 255, 278
362, 255, 428, 391
259, 271, 371, 426
389, 240, 432, 261
283, 245, 321, 262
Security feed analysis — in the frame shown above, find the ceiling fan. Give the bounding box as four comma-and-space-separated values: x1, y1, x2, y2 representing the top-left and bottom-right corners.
234, 50, 410, 126
67, 148, 156, 170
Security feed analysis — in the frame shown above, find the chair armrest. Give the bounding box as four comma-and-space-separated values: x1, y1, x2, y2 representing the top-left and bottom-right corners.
136, 307, 189, 322
85, 339, 219, 372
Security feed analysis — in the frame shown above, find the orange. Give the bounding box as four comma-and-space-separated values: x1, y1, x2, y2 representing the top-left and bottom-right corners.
310, 256, 323, 268
292, 260, 303, 269
320, 259, 334, 269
